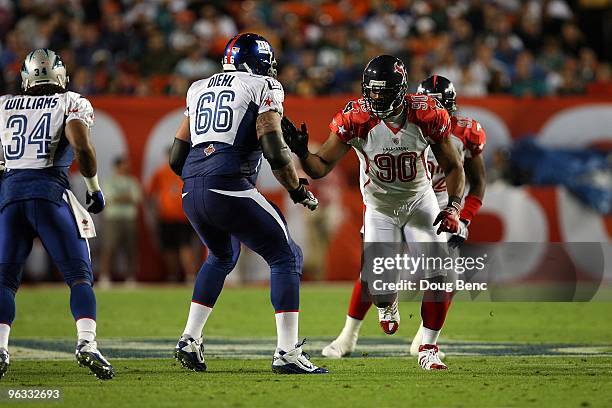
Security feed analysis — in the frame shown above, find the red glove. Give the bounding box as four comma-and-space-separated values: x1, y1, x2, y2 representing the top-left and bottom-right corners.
433, 196, 461, 235
433, 207, 460, 234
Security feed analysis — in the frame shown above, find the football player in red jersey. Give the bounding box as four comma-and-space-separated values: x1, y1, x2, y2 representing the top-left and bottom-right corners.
282, 56, 465, 369
315, 73, 487, 364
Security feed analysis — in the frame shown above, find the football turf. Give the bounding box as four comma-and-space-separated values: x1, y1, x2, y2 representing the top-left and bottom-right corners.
2, 285, 612, 407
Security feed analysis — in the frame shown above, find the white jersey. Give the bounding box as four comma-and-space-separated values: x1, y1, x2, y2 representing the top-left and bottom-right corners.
330, 94, 451, 218
0, 91, 94, 169
427, 114, 487, 208
184, 71, 284, 147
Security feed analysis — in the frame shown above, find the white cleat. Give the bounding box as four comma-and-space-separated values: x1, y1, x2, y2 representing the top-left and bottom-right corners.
410, 323, 445, 359
75, 340, 115, 380
272, 339, 328, 374
377, 301, 400, 335
321, 336, 357, 358
418, 344, 448, 370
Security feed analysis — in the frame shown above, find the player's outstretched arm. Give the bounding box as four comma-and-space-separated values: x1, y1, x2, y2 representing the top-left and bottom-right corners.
65, 119, 105, 213
281, 116, 349, 179
257, 112, 318, 210
169, 116, 191, 176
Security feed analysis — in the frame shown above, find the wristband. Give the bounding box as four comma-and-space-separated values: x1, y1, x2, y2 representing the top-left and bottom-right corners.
84, 175, 101, 192
447, 195, 462, 212
460, 194, 482, 222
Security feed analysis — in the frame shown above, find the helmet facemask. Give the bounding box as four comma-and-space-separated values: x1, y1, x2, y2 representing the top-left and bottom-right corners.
362, 80, 407, 119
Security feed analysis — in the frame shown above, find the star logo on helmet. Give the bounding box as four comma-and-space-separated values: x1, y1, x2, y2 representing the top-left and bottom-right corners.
393, 62, 405, 77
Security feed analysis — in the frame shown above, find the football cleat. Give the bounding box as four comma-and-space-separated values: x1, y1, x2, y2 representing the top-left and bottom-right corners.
75, 340, 115, 380
377, 301, 400, 335
418, 344, 448, 370
174, 335, 206, 372
410, 324, 445, 359
272, 339, 328, 374
321, 335, 357, 359
0, 348, 9, 379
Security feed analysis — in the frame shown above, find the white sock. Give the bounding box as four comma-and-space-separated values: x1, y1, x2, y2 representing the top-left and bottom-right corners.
275, 311, 299, 351
421, 326, 441, 345
76, 318, 96, 343
338, 315, 362, 340
183, 302, 213, 339
0, 324, 10, 350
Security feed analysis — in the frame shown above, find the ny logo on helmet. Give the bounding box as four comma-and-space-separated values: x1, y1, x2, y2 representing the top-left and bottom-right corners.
256, 40, 271, 55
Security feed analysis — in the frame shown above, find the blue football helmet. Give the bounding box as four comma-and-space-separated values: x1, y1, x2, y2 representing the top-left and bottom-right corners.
222, 33, 277, 78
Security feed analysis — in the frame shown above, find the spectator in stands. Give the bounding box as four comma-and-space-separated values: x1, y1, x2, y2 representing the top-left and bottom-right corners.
0, 0, 608, 97
174, 48, 219, 83
510, 51, 548, 97
100, 156, 142, 286
147, 150, 197, 282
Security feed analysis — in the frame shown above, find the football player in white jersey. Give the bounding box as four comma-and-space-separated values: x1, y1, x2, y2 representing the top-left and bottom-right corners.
282, 55, 465, 369
169, 33, 326, 374
0, 49, 113, 379
316, 73, 487, 363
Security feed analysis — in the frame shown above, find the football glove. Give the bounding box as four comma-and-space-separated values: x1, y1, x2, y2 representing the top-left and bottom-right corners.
281, 116, 309, 159
288, 178, 318, 211
433, 206, 460, 235
86, 190, 106, 214
448, 219, 469, 248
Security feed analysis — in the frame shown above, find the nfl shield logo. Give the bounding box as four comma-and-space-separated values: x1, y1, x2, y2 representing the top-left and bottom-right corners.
392, 137, 400, 145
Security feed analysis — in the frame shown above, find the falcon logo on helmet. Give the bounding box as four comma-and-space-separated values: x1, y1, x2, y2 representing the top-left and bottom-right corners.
362, 55, 408, 119
222, 33, 277, 78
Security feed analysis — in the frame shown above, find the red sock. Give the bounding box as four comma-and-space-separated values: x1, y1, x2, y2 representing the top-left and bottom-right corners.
347, 279, 372, 320
421, 290, 452, 330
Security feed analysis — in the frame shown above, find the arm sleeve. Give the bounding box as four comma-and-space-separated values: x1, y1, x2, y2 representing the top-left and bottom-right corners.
257, 78, 284, 115
66, 93, 95, 128
465, 120, 486, 158
425, 104, 451, 144
329, 109, 352, 143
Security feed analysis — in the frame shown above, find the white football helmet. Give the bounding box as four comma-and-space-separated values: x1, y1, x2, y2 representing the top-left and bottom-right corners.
20, 48, 69, 91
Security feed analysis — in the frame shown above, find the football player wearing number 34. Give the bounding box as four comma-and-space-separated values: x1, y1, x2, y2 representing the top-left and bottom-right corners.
281, 55, 465, 370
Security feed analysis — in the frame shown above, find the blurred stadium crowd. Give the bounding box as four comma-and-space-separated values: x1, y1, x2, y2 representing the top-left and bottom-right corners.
1, 0, 611, 97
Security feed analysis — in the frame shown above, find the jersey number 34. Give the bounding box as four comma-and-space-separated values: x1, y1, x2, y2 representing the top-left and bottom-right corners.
4, 113, 52, 160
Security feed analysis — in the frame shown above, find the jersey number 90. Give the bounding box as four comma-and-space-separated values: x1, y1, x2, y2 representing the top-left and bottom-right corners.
373, 152, 418, 183
195, 90, 235, 135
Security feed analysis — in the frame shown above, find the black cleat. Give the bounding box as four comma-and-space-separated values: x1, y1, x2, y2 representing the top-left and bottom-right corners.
75, 340, 115, 380
174, 335, 206, 372
272, 339, 329, 374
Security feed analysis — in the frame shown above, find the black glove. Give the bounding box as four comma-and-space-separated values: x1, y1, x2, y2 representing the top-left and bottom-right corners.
448, 219, 469, 248
86, 190, 106, 214
281, 116, 309, 159
288, 178, 318, 211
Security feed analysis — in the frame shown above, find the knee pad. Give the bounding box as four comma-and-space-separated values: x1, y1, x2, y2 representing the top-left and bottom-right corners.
57, 259, 93, 287
0, 263, 23, 292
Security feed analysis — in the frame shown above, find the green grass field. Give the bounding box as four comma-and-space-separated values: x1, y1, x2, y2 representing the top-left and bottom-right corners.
2, 284, 612, 407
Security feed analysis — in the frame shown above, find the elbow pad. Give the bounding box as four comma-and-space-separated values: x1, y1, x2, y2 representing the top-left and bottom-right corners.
260, 132, 292, 170
169, 138, 190, 176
